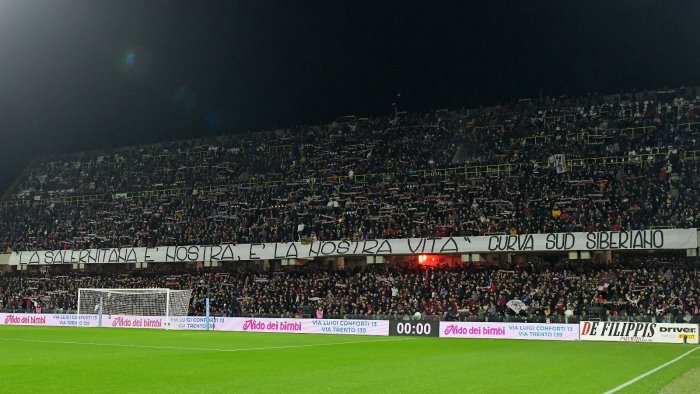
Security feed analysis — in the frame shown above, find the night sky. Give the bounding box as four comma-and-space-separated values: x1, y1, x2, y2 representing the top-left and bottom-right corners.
1, 0, 700, 192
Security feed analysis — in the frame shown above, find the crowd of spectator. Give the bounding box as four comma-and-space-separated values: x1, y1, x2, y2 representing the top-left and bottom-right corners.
1, 156, 699, 251
1, 87, 700, 252
11, 87, 700, 196
10, 115, 457, 199
1, 83, 699, 331
1, 257, 698, 323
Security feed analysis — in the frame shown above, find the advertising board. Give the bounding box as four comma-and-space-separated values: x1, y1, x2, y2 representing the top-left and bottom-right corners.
216, 317, 389, 336
0, 313, 390, 336
439, 322, 579, 341
579, 321, 699, 344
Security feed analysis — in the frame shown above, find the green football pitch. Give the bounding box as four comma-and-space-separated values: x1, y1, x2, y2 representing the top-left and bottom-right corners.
0, 326, 697, 393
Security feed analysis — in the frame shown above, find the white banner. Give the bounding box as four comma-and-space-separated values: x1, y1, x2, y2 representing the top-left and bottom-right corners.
9, 229, 697, 265
439, 322, 579, 341
549, 153, 567, 173
579, 321, 699, 344
506, 300, 528, 314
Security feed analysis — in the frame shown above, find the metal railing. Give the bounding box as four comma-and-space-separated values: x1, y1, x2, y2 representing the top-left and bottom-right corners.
4, 149, 700, 208
620, 125, 656, 137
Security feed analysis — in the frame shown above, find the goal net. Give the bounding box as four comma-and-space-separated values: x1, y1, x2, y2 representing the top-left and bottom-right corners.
77, 288, 193, 329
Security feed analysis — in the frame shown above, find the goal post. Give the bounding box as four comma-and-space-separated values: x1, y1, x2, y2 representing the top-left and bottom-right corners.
77, 288, 192, 329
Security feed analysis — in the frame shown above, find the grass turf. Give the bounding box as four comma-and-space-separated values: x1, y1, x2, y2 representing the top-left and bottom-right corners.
0, 326, 697, 393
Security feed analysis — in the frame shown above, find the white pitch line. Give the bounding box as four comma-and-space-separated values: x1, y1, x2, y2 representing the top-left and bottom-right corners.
602, 346, 699, 394
0, 336, 413, 353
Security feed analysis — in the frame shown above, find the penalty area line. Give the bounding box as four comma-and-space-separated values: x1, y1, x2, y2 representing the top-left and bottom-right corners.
602, 346, 699, 394
0, 336, 414, 353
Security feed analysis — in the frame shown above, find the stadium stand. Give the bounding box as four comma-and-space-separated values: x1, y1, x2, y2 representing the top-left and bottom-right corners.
1, 86, 699, 322
1, 88, 700, 250
1, 257, 698, 323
